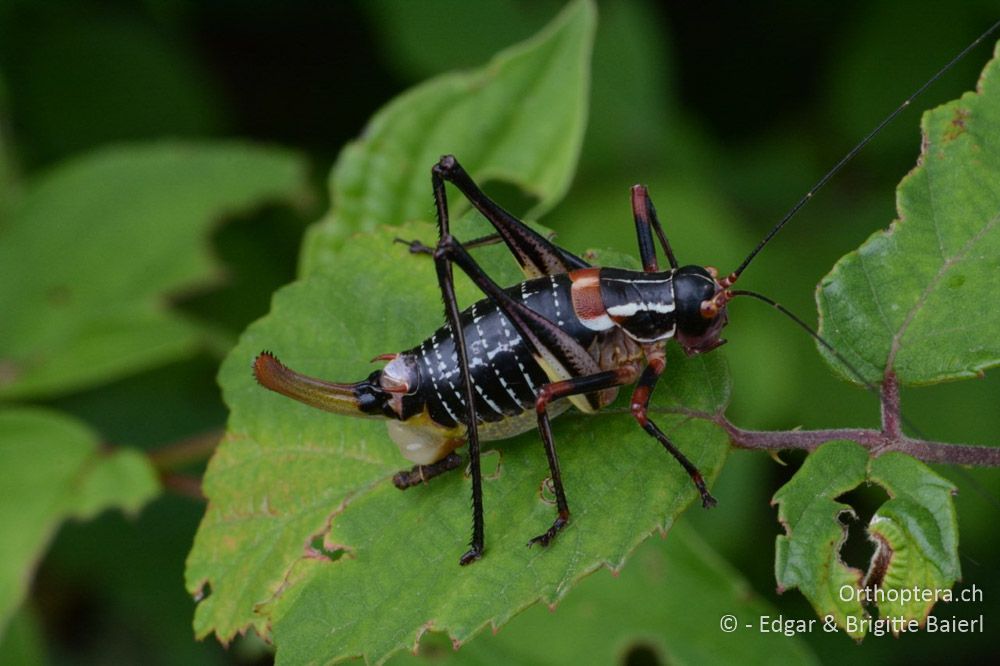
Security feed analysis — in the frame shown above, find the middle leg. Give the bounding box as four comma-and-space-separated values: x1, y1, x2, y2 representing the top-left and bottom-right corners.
529, 366, 639, 547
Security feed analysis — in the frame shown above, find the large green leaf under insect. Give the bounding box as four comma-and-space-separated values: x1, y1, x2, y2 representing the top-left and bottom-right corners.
186, 223, 730, 661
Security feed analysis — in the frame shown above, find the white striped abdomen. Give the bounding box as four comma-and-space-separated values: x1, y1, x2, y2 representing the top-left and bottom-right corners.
403, 274, 598, 430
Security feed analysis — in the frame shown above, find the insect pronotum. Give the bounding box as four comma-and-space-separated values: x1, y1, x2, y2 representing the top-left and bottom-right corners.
253, 21, 1000, 565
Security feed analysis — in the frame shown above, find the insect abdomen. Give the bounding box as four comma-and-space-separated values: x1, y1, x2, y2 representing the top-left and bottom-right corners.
409, 275, 597, 429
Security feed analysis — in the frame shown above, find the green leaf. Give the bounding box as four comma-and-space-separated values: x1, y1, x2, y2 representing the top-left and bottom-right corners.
866, 453, 960, 625
0, 407, 160, 637
300, 0, 595, 273
772, 441, 868, 639
817, 41, 1000, 385
0, 142, 308, 400
773, 444, 962, 638
388, 522, 819, 666
0, 605, 45, 666
186, 224, 730, 659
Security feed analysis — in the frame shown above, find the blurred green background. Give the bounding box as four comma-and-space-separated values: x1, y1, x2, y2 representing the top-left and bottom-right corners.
1, 0, 998, 664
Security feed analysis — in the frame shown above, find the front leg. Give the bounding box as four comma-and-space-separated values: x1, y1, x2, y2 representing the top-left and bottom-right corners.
630, 351, 717, 508
630, 184, 679, 271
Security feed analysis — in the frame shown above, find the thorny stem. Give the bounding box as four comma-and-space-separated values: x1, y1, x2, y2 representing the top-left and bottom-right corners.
655, 373, 1000, 467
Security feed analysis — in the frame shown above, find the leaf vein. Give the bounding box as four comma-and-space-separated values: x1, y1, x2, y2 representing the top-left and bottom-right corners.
886, 208, 1000, 372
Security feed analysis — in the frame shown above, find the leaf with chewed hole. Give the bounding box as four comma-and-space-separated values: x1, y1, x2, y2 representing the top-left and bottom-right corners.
817, 41, 1000, 385
773, 441, 868, 638
773, 442, 962, 638
0, 408, 160, 638
186, 222, 730, 661
866, 453, 960, 627
0, 142, 308, 400
300, 0, 595, 274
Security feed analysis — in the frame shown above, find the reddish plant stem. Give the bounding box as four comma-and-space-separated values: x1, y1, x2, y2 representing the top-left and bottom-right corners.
659, 394, 1000, 467
880, 371, 902, 443
147, 429, 223, 472
638, 358, 1000, 466
142, 430, 222, 501
160, 472, 204, 501
717, 418, 1000, 465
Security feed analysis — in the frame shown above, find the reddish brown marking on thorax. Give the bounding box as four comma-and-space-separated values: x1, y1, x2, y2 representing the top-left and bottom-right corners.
569, 267, 607, 321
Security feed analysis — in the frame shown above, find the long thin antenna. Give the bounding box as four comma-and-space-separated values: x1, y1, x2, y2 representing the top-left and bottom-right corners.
732, 18, 1000, 279
729, 289, 878, 393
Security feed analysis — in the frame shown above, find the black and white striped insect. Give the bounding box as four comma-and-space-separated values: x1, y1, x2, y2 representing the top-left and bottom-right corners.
253, 24, 999, 566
